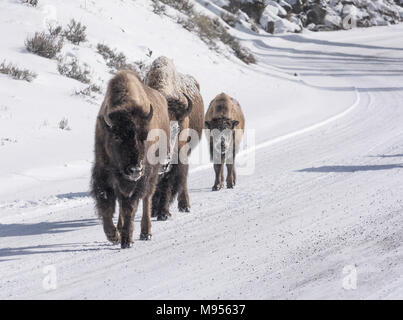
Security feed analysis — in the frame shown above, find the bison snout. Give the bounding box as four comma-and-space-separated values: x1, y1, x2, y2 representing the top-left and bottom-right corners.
124, 163, 144, 182
214, 137, 229, 155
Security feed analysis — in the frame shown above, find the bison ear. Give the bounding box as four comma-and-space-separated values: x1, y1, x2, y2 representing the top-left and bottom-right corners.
232, 120, 239, 129
205, 121, 211, 129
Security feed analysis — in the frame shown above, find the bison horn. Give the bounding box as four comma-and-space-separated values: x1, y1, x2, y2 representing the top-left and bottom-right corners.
183, 93, 193, 117
142, 104, 153, 121
103, 113, 113, 128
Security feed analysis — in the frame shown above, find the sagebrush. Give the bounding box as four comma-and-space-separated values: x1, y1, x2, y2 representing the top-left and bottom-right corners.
0, 60, 37, 82
24, 0, 38, 7
57, 58, 91, 84
75, 84, 102, 97
96, 43, 149, 77
25, 32, 63, 59
63, 19, 87, 45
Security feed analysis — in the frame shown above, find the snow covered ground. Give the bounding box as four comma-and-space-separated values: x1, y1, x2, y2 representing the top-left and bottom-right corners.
1, 0, 403, 299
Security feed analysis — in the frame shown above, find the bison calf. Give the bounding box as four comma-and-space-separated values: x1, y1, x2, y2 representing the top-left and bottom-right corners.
205, 93, 245, 191
91, 71, 170, 248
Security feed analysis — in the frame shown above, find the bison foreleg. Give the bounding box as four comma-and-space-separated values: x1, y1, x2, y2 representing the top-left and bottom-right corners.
140, 194, 153, 240
91, 167, 120, 244
212, 163, 224, 191
152, 170, 174, 221
177, 163, 190, 212
226, 163, 236, 189
119, 197, 139, 249
100, 201, 120, 245
117, 208, 124, 235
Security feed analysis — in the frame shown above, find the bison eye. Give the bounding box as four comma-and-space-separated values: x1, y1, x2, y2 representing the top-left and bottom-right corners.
138, 132, 148, 141
113, 135, 122, 143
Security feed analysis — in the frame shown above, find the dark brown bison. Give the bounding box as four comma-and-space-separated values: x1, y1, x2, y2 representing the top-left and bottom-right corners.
205, 93, 245, 191
145, 56, 204, 220
91, 70, 170, 248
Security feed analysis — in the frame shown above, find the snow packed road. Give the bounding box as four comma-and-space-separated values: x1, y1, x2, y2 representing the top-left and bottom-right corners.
1, 1, 403, 300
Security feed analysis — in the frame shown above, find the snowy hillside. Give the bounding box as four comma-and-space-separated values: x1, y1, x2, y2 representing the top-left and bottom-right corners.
1, 0, 403, 299
210, 0, 403, 34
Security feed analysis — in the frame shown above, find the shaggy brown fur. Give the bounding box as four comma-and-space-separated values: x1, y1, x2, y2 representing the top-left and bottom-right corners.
145, 56, 204, 220
205, 93, 245, 191
91, 70, 170, 248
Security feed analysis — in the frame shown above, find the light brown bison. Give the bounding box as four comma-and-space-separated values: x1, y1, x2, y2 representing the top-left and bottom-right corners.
205, 93, 245, 191
91, 70, 170, 248
145, 56, 204, 220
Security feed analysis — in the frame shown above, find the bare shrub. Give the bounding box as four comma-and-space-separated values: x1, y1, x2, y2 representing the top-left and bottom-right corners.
192, 14, 256, 64
24, 0, 38, 7
159, 0, 194, 15
0, 60, 37, 82
1, 137, 18, 146
63, 19, 87, 45
177, 16, 196, 31
228, 40, 256, 64
25, 32, 63, 59
47, 24, 62, 37
75, 84, 102, 97
57, 58, 91, 84
223, 0, 266, 22
221, 12, 238, 27
59, 117, 71, 130
251, 21, 260, 33
193, 15, 223, 46
96, 43, 143, 73
151, 0, 166, 15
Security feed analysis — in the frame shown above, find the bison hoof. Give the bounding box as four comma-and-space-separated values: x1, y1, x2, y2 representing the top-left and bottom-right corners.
157, 214, 170, 221
140, 233, 152, 241
212, 185, 222, 191
106, 231, 121, 245
120, 234, 133, 249
121, 241, 132, 249
178, 205, 190, 213
227, 184, 234, 189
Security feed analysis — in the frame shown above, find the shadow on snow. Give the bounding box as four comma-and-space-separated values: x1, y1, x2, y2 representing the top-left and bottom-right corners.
298, 164, 403, 173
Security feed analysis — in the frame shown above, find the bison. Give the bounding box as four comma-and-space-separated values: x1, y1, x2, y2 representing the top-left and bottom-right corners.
145, 56, 205, 220
205, 93, 245, 191
91, 70, 170, 248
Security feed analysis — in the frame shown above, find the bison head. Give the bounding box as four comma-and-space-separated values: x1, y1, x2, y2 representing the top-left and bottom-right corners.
103, 105, 153, 182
